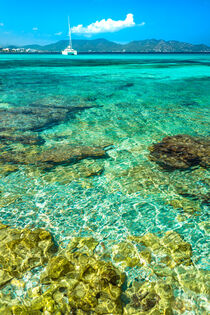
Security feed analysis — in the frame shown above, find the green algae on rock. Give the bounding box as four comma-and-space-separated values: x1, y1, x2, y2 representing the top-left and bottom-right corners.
67, 236, 99, 256
198, 221, 210, 234
121, 231, 209, 314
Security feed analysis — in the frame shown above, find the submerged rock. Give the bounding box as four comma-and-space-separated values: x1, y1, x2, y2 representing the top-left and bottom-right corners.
40, 252, 125, 314
129, 231, 192, 268
111, 160, 206, 214
0, 224, 56, 285
0, 228, 208, 314
198, 221, 210, 234
0, 131, 45, 145
0, 104, 93, 132
67, 236, 99, 256
176, 266, 210, 295
175, 184, 210, 207
122, 231, 209, 314
111, 241, 151, 269
149, 134, 210, 170
43, 159, 104, 184
124, 281, 174, 314
36, 145, 107, 167
5, 239, 125, 314
0, 164, 18, 177
0, 144, 107, 169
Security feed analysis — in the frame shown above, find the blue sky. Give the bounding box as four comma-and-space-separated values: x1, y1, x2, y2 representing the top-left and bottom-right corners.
0, 0, 210, 46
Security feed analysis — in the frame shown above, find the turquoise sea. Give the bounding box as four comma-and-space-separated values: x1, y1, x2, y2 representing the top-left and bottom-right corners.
0, 54, 209, 314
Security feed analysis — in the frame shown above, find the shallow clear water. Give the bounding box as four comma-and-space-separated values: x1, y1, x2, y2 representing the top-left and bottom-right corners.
0, 54, 209, 313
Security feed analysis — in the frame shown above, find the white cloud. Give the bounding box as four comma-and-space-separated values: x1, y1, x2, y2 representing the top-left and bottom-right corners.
72, 14, 142, 35
32, 27, 38, 31
0, 22, 4, 27
55, 32, 63, 36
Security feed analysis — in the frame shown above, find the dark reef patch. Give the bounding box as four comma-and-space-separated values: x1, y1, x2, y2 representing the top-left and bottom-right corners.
149, 134, 210, 171
0, 131, 45, 145
118, 83, 134, 90
0, 144, 108, 170
0, 104, 93, 132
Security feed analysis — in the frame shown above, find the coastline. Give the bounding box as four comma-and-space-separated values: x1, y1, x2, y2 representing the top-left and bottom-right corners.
1, 51, 210, 55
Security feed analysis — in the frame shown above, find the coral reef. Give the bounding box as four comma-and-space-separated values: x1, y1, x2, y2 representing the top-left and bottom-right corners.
149, 134, 210, 170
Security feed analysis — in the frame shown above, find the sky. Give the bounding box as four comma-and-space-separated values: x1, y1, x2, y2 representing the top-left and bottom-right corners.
0, 0, 210, 46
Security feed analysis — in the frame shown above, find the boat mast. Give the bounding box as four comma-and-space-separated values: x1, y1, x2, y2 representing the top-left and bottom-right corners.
68, 16, 72, 48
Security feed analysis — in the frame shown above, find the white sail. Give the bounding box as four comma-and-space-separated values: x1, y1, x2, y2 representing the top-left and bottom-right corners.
68, 16, 72, 48
62, 17, 77, 55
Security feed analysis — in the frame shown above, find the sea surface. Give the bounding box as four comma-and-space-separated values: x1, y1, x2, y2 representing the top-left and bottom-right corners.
0, 54, 209, 313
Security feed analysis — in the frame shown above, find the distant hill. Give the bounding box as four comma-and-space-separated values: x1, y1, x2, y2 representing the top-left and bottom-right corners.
123, 39, 210, 53
2, 39, 210, 53
23, 39, 122, 52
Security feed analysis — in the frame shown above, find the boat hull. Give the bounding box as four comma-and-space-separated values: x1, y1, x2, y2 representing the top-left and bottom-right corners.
62, 50, 77, 56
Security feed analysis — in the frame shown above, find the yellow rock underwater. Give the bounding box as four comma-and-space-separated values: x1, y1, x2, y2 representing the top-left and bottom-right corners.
0, 225, 208, 314
129, 230, 193, 268
0, 224, 56, 285
124, 281, 174, 314
0, 227, 125, 314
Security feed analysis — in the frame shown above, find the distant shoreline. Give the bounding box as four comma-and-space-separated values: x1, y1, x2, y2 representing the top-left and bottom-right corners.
0, 52, 210, 55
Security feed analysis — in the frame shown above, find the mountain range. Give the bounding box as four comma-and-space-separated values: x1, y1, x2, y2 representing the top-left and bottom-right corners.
4, 39, 210, 53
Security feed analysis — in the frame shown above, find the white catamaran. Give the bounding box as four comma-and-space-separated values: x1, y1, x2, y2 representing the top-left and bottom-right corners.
62, 17, 77, 56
